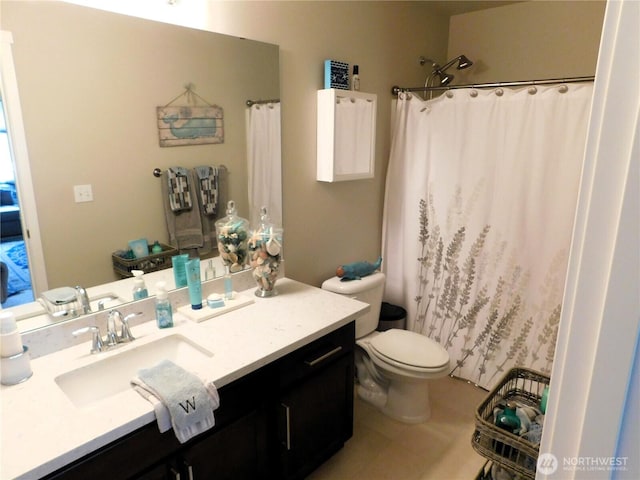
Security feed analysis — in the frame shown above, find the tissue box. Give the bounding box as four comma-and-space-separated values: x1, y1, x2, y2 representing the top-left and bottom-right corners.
324, 60, 349, 90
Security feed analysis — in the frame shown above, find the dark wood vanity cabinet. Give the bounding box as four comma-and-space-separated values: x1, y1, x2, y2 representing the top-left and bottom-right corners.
42, 322, 355, 480
275, 323, 355, 480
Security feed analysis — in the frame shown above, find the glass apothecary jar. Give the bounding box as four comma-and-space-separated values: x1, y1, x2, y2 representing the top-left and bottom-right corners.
215, 200, 249, 273
248, 207, 283, 297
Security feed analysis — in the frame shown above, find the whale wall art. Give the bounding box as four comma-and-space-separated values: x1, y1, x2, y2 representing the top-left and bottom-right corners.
157, 105, 224, 147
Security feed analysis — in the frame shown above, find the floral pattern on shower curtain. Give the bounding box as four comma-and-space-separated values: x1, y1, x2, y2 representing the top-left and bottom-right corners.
382, 85, 593, 390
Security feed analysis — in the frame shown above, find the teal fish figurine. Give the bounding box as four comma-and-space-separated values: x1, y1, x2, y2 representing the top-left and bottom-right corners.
337, 257, 382, 281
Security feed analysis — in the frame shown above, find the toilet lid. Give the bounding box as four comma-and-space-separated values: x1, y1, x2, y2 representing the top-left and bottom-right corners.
369, 329, 449, 369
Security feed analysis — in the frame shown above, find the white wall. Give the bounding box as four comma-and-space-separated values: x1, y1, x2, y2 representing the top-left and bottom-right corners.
448, 0, 605, 84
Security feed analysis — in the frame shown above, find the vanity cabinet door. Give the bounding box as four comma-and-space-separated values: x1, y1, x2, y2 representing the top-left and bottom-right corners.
178, 407, 270, 480
135, 408, 269, 480
277, 346, 354, 480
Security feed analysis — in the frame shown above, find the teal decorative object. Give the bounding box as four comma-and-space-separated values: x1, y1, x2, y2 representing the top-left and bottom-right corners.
324, 60, 349, 90
336, 256, 382, 281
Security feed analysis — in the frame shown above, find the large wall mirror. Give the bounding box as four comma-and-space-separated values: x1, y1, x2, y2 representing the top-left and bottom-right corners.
0, 1, 281, 329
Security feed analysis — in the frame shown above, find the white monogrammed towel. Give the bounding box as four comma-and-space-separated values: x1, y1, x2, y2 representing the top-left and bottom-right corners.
132, 360, 219, 443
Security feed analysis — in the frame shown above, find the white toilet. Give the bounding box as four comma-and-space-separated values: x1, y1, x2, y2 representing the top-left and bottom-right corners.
322, 272, 450, 424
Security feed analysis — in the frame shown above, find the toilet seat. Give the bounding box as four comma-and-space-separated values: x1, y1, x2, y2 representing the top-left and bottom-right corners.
369, 329, 449, 373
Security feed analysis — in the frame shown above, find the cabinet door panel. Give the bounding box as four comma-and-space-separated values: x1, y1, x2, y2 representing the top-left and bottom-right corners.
279, 353, 353, 479
181, 408, 269, 480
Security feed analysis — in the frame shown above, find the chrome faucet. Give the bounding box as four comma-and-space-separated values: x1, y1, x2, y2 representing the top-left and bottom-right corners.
107, 310, 142, 345
72, 311, 143, 354
75, 286, 91, 315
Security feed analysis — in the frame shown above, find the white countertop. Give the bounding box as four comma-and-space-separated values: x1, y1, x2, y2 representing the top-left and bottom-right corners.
0, 278, 368, 480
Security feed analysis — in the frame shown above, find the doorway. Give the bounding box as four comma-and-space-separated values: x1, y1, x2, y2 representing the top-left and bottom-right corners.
0, 97, 33, 307
0, 30, 48, 307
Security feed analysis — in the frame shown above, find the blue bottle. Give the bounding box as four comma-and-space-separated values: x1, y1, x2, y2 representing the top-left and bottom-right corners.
155, 281, 173, 329
171, 254, 189, 288
540, 385, 550, 414
494, 402, 521, 458
186, 258, 203, 310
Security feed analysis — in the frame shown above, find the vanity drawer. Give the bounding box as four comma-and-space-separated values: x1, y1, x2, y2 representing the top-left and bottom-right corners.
278, 321, 354, 389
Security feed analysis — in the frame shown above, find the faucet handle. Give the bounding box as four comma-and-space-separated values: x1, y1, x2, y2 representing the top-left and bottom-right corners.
119, 312, 142, 343
74, 285, 92, 314
106, 310, 121, 347
72, 326, 104, 354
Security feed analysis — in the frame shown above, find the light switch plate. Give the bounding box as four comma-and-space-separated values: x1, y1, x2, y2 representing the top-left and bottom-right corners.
73, 184, 93, 203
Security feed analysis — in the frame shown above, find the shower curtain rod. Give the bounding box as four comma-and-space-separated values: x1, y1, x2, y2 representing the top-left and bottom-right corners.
246, 98, 280, 107
391, 75, 595, 95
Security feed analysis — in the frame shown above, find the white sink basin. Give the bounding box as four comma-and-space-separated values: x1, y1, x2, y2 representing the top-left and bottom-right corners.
55, 334, 214, 408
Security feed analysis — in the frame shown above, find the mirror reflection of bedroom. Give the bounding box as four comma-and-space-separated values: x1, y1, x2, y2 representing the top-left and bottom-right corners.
0, 97, 33, 307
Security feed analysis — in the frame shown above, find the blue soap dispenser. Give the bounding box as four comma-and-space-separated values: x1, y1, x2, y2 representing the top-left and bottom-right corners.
132, 270, 149, 300
155, 281, 173, 329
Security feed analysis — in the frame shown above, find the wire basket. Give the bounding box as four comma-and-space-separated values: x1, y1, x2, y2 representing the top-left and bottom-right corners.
475, 461, 493, 480
112, 243, 178, 278
471, 367, 550, 479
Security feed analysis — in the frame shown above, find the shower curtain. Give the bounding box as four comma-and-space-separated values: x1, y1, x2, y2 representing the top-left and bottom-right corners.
247, 102, 282, 227
382, 84, 593, 390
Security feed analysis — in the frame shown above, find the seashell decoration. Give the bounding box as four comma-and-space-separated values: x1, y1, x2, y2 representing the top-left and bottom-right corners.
266, 233, 282, 256
248, 207, 283, 297
215, 200, 249, 272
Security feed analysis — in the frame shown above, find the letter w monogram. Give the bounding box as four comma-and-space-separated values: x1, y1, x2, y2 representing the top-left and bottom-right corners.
179, 396, 197, 413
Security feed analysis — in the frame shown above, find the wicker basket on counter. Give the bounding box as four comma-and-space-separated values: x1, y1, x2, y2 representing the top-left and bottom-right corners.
112, 242, 178, 278
471, 367, 550, 480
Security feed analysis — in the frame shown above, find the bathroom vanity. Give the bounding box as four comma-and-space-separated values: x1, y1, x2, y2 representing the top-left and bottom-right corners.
0, 278, 368, 480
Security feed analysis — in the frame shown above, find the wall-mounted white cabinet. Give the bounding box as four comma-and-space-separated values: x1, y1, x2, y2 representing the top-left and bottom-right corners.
316, 89, 377, 182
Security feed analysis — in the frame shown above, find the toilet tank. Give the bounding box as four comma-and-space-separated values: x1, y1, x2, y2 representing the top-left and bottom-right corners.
321, 272, 385, 339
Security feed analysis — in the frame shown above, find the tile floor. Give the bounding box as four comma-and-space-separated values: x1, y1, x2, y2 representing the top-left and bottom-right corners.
308, 375, 489, 480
